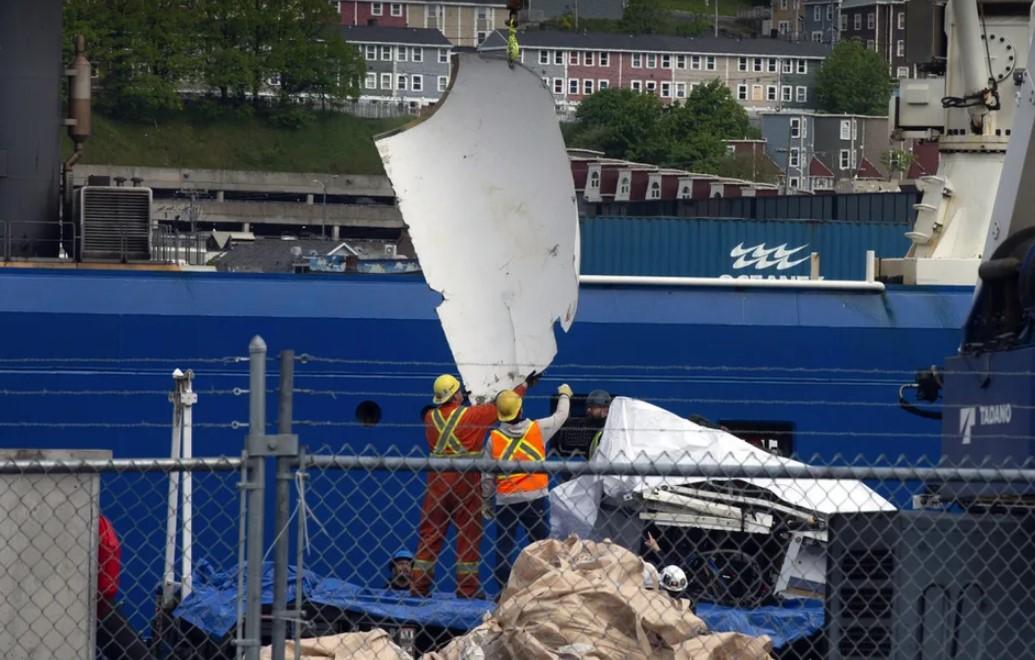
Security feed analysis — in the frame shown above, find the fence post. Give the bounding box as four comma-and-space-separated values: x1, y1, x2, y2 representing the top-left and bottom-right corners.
244, 336, 267, 660
271, 350, 294, 660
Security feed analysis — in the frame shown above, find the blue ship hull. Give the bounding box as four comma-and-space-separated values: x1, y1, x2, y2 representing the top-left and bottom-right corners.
0, 268, 972, 623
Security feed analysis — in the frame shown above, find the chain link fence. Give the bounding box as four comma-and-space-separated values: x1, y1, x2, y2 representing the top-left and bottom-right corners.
2, 340, 1035, 659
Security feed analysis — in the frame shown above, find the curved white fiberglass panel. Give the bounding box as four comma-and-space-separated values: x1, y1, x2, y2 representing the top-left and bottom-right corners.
376, 53, 580, 400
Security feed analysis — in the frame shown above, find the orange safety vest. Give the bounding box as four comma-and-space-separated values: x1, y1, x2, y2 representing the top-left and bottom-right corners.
489, 422, 548, 494
429, 407, 480, 456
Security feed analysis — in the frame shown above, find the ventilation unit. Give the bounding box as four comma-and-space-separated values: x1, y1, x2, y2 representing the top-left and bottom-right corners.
78, 186, 152, 261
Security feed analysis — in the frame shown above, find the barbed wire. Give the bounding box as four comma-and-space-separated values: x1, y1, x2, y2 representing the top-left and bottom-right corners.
0, 421, 247, 429
0, 388, 244, 397
0, 356, 252, 364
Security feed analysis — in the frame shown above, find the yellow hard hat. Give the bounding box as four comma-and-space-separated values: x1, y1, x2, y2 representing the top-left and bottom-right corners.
432, 374, 461, 404
496, 389, 523, 422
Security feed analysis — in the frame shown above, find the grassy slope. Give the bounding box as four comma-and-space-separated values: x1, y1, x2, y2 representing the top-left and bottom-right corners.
64, 109, 411, 175
656, 0, 759, 16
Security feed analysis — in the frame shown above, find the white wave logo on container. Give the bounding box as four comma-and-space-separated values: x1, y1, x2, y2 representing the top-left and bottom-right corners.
721, 242, 814, 280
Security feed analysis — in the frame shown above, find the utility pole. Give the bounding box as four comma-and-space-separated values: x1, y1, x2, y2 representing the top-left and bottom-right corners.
311, 178, 327, 239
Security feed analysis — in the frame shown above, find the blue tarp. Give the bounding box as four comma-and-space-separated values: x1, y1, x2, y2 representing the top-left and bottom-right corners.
696, 598, 824, 649
174, 564, 822, 649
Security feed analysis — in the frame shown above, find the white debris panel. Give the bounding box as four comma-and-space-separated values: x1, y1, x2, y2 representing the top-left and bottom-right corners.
376, 53, 580, 400
552, 398, 895, 539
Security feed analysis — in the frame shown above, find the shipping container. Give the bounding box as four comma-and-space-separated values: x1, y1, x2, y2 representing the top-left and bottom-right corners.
583, 191, 919, 224
579, 216, 912, 281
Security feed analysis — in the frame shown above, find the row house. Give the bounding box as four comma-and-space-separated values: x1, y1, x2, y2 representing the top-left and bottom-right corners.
569, 151, 779, 206
839, 0, 910, 77
771, 0, 805, 40
802, 0, 840, 44
479, 31, 830, 114
336, 1, 508, 47
343, 26, 453, 110
758, 111, 888, 193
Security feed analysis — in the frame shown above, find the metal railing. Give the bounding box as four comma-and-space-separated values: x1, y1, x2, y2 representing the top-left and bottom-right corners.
0, 220, 78, 261
151, 225, 208, 265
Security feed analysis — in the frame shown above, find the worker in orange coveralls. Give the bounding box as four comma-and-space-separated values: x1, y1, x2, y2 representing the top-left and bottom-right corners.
410, 370, 540, 598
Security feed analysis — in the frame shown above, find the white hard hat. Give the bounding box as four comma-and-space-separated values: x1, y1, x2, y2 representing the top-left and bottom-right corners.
660, 565, 688, 594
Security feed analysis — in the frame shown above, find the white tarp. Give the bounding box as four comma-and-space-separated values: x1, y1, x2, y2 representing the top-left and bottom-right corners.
551, 397, 895, 539
376, 54, 579, 400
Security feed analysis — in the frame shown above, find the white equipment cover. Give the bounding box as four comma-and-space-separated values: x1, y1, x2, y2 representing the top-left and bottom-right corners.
376, 54, 580, 400
551, 398, 895, 539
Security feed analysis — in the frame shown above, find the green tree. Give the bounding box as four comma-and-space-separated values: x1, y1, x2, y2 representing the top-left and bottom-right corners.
621, 0, 667, 33
568, 88, 665, 160
815, 40, 893, 115
657, 81, 758, 170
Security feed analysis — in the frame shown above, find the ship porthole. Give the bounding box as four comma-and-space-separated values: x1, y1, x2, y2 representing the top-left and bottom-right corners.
355, 401, 382, 427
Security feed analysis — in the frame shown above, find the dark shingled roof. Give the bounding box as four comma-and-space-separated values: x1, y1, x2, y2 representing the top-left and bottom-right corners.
342, 25, 452, 46
481, 29, 831, 58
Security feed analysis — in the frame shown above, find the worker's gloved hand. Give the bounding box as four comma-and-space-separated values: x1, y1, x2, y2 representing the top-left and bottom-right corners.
525, 370, 542, 388
557, 384, 573, 398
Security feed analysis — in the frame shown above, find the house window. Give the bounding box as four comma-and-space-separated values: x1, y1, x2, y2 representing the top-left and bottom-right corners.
790, 117, 801, 137
365, 72, 377, 89
390, 3, 403, 17
371, 2, 383, 16
840, 13, 847, 29
661, 81, 672, 98
645, 80, 657, 94
866, 39, 875, 50
539, 50, 549, 65
778, 20, 789, 34
661, 54, 671, 68
679, 185, 691, 199
789, 176, 799, 189
648, 181, 661, 199
782, 85, 792, 101
380, 72, 392, 89
646, 53, 657, 68
380, 46, 392, 60
738, 57, 748, 71
569, 51, 579, 65
599, 79, 609, 90
854, 13, 861, 29
364, 45, 377, 60
737, 83, 748, 100
782, 59, 793, 73
438, 75, 449, 92
797, 60, 807, 74
867, 12, 875, 28
812, 31, 823, 42
631, 80, 643, 92
789, 148, 800, 167
705, 56, 716, 70
555, 50, 565, 65
768, 58, 778, 72
689, 55, 700, 70
411, 74, 423, 92
397, 46, 408, 62
632, 53, 643, 68
827, 5, 832, 20
839, 149, 850, 169
840, 119, 851, 140
767, 85, 777, 101
439, 48, 449, 64
795, 86, 807, 102
675, 82, 687, 98
678, 55, 689, 69
586, 52, 595, 66
427, 3, 445, 29
897, 66, 910, 78
896, 40, 904, 57
397, 74, 408, 91
780, 0, 788, 8
753, 57, 763, 72
412, 47, 423, 62
569, 79, 579, 94
600, 52, 610, 66
589, 171, 600, 189
751, 84, 763, 100
584, 79, 594, 95
619, 177, 630, 195
553, 78, 564, 94
814, 6, 822, 21
897, 12, 905, 29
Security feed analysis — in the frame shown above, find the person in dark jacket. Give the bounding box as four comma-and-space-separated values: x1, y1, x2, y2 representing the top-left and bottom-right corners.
97, 515, 151, 659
